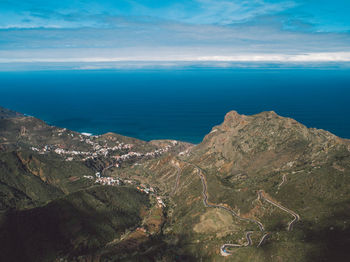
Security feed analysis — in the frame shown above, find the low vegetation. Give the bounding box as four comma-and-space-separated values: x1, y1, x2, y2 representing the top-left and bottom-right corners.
1, 106, 350, 261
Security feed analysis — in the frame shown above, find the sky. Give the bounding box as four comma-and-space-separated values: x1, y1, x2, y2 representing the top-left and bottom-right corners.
0, 0, 350, 67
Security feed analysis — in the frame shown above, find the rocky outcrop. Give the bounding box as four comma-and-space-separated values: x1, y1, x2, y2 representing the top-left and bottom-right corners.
194, 110, 347, 174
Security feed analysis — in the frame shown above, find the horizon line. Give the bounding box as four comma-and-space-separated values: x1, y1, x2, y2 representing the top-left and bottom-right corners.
1, 52, 350, 64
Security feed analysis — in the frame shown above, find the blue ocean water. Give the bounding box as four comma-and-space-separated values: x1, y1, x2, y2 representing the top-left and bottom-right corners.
0, 69, 349, 143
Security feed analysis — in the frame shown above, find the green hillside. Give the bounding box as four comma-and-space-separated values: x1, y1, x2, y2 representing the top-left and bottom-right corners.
0, 186, 149, 262
1, 106, 350, 261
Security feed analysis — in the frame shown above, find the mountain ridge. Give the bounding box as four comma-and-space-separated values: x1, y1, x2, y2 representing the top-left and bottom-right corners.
0, 106, 350, 261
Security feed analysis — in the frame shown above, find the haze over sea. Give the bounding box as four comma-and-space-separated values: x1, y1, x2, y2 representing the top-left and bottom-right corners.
1, 68, 350, 144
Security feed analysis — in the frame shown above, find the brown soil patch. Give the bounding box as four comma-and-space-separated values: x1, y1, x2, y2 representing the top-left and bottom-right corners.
68, 176, 80, 182
193, 208, 238, 236
333, 162, 345, 172
218, 161, 233, 173
241, 204, 264, 219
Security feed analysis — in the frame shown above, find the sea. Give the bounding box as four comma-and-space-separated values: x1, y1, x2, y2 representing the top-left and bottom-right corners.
1, 68, 350, 144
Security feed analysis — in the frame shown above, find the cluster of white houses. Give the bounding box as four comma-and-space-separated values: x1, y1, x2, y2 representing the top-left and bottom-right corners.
95, 176, 120, 186
84, 172, 166, 207
30, 135, 177, 165
178, 148, 191, 156
84, 172, 123, 186
136, 183, 155, 195
30, 139, 133, 161
137, 184, 166, 208
30, 129, 133, 161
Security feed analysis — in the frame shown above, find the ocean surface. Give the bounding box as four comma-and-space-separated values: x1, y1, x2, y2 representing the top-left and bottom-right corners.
1, 69, 350, 144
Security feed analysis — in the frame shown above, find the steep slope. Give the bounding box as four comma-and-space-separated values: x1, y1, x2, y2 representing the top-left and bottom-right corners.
0, 109, 187, 211
0, 186, 149, 262
1, 106, 350, 261
194, 110, 348, 172
0, 150, 94, 210
137, 110, 350, 261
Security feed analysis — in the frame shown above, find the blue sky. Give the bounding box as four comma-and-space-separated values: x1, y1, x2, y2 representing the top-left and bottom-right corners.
0, 0, 350, 65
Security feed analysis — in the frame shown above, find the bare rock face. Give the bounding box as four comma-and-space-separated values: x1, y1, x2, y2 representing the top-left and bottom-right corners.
220, 110, 249, 131
194, 110, 347, 174
1, 105, 350, 262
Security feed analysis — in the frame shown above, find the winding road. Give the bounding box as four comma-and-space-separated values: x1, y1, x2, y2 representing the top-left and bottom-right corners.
171, 163, 182, 196
257, 233, 270, 247
194, 168, 267, 255
278, 174, 287, 188
196, 169, 264, 231
181, 161, 269, 256
220, 231, 254, 255
178, 158, 300, 256
258, 190, 300, 231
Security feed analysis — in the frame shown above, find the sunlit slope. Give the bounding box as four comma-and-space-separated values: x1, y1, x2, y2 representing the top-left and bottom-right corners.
140, 110, 350, 261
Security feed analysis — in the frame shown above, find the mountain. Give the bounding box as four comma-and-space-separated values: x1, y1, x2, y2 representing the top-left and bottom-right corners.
0, 106, 349, 261
138, 110, 350, 261
0, 106, 24, 119
0, 186, 149, 262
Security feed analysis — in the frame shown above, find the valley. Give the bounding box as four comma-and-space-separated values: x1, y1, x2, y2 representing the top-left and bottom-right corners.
0, 106, 350, 261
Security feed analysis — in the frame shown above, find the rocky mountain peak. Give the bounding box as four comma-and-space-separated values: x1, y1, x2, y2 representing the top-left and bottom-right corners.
196, 110, 347, 173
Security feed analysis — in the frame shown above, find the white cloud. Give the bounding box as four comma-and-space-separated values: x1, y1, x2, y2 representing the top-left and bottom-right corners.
186, 0, 297, 24
1, 52, 350, 63
195, 52, 350, 62
1, 6, 349, 65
